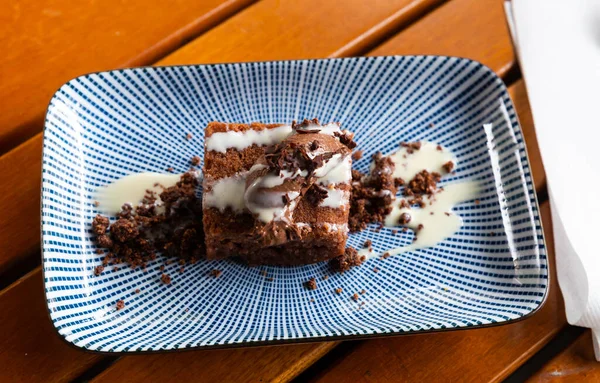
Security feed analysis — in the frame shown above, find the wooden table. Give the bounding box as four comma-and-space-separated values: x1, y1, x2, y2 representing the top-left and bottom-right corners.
1, 0, 597, 381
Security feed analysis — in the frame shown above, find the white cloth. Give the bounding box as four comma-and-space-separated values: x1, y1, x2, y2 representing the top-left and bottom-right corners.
505, 0, 600, 360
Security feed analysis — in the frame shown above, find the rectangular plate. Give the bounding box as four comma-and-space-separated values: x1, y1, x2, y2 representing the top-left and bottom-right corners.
42, 56, 548, 353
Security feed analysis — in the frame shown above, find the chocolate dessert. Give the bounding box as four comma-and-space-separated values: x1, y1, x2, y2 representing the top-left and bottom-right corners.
202, 119, 355, 265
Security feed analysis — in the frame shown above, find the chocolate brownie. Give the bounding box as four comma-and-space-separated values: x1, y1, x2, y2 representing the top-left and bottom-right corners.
202, 119, 354, 265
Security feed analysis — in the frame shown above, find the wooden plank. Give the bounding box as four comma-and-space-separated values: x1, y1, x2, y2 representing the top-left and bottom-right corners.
306, 201, 565, 383
0, 0, 255, 154
0, 1, 443, 381
0, 138, 43, 279
92, 341, 336, 383
509, 80, 547, 194
368, 0, 516, 78
158, 0, 444, 65
0, 268, 104, 382
526, 330, 600, 382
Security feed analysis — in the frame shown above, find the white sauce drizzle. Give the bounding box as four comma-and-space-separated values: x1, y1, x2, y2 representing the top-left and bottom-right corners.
205, 123, 342, 154
318, 123, 342, 135
320, 189, 349, 208
95, 173, 182, 215
360, 181, 479, 259
260, 168, 309, 188
317, 156, 351, 185
203, 174, 247, 212
206, 125, 292, 153
388, 141, 456, 181
313, 154, 343, 178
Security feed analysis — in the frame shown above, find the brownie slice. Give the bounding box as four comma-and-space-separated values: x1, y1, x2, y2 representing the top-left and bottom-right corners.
202, 120, 354, 265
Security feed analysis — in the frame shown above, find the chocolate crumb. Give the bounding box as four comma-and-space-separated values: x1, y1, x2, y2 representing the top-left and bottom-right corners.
363, 239, 372, 248
161, 273, 171, 285
444, 212, 450, 216
305, 184, 328, 206
186, 133, 193, 140
93, 201, 100, 207
113, 266, 120, 272
442, 161, 454, 173
382, 252, 390, 259
267, 277, 274, 282
404, 170, 441, 197
210, 269, 222, 278
159, 265, 165, 271
391, 229, 398, 235
191, 156, 201, 166
305, 278, 317, 290
417, 224, 424, 231
167, 167, 174, 172
373, 267, 379, 273
335, 288, 342, 294
351, 293, 359, 301
351, 150, 363, 160
92, 214, 110, 235
329, 247, 364, 273
135, 289, 140, 294
402, 227, 408, 232
323, 275, 329, 280
398, 213, 411, 225
95, 249, 104, 255
394, 177, 405, 187
116, 300, 125, 310
436, 144, 443, 151
430, 212, 434, 215
349, 152, 396, 232
429, 122, 435, 128
310, 299, 315, 303
360, 289, 366, 295
475, 199, 480, 205
179, 266, 185, 273
94, 265, 104, 276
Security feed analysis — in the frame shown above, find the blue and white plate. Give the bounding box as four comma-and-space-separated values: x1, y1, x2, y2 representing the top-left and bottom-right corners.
42, 56, 547, 353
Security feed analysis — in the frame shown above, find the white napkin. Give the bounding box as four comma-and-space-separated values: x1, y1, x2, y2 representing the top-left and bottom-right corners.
505, 0, 600, 360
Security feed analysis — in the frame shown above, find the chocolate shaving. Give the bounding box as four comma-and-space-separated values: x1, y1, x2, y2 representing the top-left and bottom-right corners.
334, 130, 357, 149
292, 118, 321, 133
305, 184, 328, 205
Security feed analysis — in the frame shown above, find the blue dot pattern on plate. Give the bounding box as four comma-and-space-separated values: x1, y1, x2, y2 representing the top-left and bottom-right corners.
41, 56, 547, 353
